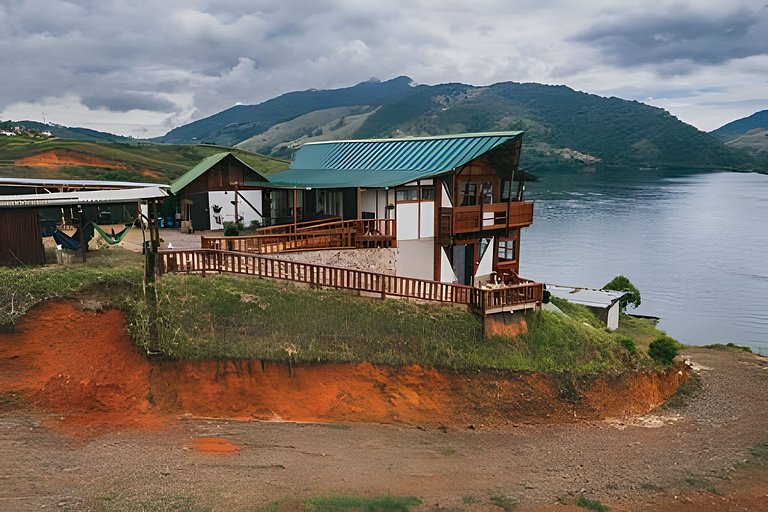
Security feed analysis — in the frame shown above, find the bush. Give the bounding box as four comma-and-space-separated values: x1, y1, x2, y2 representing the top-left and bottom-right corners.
649, 335, 680, 365
223, 221, 241, 236
618, 335, 637, 355
249, 219, 262, 231
603, 275, 641, 312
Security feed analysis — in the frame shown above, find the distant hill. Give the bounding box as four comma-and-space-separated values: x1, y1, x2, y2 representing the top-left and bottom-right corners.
710, 110, 768, 166
0, 120, 135, 143
0, 136, 287, 183
711, 110, 768, 141
160, 76, 416, 147
160, 77, 760, 172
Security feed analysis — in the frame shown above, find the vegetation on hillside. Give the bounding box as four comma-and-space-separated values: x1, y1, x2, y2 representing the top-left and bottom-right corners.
0, 248, 669, 373
155, 76, 760, 172
0, 136, 288, 182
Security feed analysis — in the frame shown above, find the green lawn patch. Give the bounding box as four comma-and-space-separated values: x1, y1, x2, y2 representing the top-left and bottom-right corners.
265, 495, 421, 512
1, 253, 657, 373
614, 314, 664, 351
575, 496, 610, 512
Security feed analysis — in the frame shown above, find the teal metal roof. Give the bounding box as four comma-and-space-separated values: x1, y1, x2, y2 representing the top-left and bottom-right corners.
170, 152, 267, 195
266, 131, 523, 189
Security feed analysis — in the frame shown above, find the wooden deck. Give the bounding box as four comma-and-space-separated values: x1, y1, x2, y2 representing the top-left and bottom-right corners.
201, 219, 396, 254
158, 249, 542, 315
443, 201, 534, 235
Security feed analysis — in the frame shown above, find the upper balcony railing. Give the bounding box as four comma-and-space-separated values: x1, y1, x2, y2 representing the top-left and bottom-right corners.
442, 201, 533, 235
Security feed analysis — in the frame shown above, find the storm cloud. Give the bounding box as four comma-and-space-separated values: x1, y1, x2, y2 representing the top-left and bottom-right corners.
0, 0, 766, 136
572, 8, 768, 67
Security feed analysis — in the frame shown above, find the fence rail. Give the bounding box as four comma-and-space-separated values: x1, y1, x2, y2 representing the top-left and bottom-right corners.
201, 218, 396, 254
158, 249, 542, 314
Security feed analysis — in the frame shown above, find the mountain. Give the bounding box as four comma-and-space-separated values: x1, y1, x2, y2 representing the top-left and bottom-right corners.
711, 110, 768, 141
0, 136, 287, 183
0, 120, 134, 143
160, 76, 416, 146
160, 77, 760, 172
710, 110, 768, 165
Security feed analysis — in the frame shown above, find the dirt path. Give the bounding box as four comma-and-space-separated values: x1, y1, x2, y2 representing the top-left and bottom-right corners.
1, 321, 767, 510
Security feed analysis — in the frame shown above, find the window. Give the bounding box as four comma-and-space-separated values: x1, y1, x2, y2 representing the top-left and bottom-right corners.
317, 190, 343, 216
498, 240, 517, 261
396, 187, 418, 202
460, 182, 478, 206
420, 186, 435, 201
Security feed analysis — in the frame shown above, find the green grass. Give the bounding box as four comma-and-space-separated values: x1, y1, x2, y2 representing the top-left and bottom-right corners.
1, 252, 657, 373
704, 342, 752, 353
664, 372, 701, 409
575, 496, 609, 512
139, 273, 649, 372
489, 495, 518, 511
614, 314, 664, 351
264, 495, 421, 512
549, 296, 603, 328
0, 135, 288, 183
0, 248, 143, 327
750, 441, 768, 459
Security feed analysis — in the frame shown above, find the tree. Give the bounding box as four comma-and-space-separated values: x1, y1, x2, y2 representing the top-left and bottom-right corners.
603, 275, 641, 312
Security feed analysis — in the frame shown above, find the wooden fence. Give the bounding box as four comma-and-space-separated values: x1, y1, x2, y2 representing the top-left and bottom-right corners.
201, 218, 396, 254
158, 249, 542, 314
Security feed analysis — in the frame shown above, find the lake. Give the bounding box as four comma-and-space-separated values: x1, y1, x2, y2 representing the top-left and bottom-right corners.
519, 168, 768, 354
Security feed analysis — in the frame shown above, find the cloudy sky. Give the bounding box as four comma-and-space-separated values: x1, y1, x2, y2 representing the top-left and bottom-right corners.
1, 0, 766, 137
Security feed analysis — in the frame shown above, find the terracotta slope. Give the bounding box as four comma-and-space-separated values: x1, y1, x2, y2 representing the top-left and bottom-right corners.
0, 301, 161, 432
0, 302, 686, 434
15, 149, 128, 169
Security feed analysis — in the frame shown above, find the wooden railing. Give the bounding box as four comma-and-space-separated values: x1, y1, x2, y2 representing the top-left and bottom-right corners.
446, 201, 534, 235
256, 216, 342, 235
158, 249, 542, 314
201, 219, 396, 254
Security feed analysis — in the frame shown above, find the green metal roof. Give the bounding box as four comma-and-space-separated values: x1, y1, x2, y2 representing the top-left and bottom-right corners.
170, 152, 267, 195
265, 131, 523, 189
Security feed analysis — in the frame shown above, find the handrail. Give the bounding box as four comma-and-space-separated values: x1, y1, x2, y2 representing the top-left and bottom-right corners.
450, 201, 534, 234
201, 219, 396, 254
256, 216, 343, 235
158, 248, 542, 313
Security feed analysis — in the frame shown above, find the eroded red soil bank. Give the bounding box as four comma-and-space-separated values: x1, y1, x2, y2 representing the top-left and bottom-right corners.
15, 149, 128, 169
0, 302, 687, 432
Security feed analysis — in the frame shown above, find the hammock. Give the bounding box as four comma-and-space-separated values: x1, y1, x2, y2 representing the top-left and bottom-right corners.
92, 222, 133, 245
52, 223, 95, 251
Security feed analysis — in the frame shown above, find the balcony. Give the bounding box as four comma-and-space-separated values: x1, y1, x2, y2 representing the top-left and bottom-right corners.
441, 201, 533, 235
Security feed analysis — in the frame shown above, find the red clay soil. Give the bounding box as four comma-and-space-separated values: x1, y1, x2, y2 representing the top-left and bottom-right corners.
189, 436, 241, 456
0, 302, 687, 434
15, 149, 128, 169
0, 302, 161, 433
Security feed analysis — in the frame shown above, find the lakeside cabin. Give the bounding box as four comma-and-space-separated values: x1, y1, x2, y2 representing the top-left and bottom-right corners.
239, 131, 535, 286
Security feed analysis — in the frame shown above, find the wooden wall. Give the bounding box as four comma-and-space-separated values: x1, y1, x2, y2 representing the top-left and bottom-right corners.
0, 208, 44, 267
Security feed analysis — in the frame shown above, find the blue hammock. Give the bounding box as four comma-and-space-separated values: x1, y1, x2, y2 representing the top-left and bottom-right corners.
52, 224, 95, 251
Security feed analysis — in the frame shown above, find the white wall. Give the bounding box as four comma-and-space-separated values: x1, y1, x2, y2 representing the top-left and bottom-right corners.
396, 202, 419, 240
396, 239, 434, 280
420, 201, 434, 238
607, 302, 620, 331
440, 248, 458, 283
473, 237, 495, 285
208, 190, 262, 230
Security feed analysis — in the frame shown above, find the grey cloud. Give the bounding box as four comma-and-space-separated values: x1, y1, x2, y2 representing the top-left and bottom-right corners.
572, 8, 768, 68
81, 93, 176, 113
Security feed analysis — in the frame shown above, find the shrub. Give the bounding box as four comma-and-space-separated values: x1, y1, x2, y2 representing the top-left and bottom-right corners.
603, 275, 641, 312
617, 335, 637, 355
649, 335, 680, 365
249, 219, 262, 231
223, 221, 240, 236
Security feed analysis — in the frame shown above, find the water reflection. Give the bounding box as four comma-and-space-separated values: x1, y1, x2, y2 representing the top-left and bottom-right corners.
520, 169, 768, 353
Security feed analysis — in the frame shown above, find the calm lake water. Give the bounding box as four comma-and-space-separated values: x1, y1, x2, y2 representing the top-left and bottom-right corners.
520, 168, 768, 354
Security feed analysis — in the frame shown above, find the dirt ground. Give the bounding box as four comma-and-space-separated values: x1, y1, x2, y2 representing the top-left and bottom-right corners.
1, 305, 767, 511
